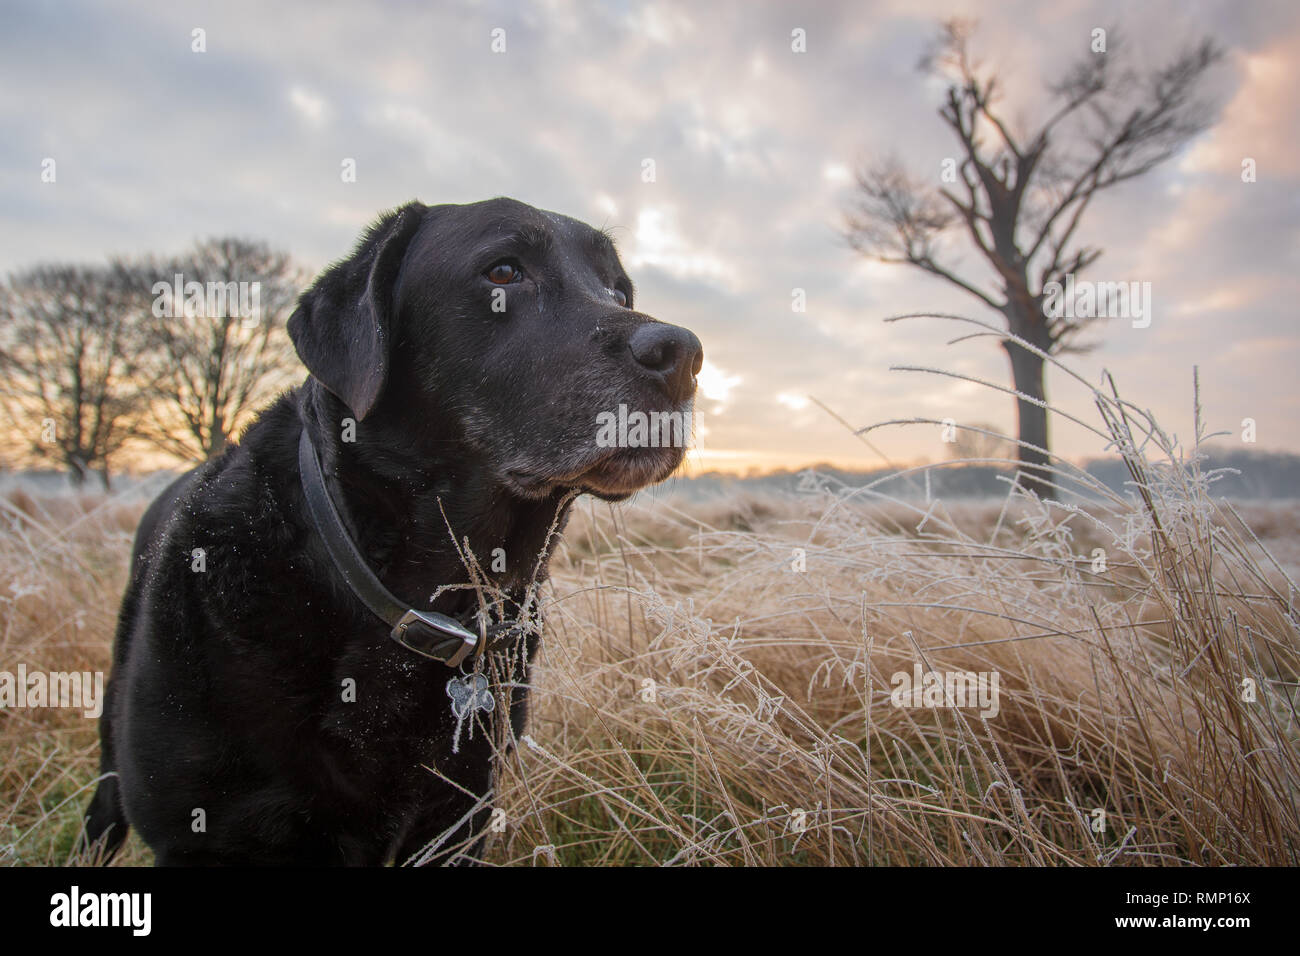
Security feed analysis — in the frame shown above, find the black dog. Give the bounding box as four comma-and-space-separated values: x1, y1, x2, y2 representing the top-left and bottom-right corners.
82, 198, 702, 865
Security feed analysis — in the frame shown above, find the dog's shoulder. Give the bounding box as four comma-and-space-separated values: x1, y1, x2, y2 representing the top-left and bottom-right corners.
130, 391, 309, 627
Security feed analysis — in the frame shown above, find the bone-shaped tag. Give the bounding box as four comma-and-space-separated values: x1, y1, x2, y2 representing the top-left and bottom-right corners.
446, 672, 495, 720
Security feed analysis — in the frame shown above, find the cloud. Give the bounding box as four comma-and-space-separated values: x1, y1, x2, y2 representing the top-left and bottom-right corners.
697, 361, 742, 406
288, 85, 328, 125
627, 206, 736, 287
1182, 30, 1300, 178
1, 0, 1297, 469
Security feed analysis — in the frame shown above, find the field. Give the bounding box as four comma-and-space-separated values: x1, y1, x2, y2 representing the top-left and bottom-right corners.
2, 375, 1299, 866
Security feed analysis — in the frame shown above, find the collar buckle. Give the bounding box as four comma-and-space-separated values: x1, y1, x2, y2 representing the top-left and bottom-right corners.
391, 609, 479, 667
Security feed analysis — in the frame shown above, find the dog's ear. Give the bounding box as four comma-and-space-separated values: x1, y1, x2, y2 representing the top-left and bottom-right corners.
288, 202, 426, 420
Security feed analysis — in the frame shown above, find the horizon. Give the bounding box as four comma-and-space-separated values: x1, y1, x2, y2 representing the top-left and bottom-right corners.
4, 440, 1291, 484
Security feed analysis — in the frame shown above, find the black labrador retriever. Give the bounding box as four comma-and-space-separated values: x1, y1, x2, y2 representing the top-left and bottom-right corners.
82, 197, 702, 865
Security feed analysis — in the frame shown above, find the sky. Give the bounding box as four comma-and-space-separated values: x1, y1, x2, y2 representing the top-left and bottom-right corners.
2, 0, 1297, 474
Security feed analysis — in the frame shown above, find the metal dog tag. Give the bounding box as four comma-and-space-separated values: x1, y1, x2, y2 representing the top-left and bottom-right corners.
446, 672, 495, 720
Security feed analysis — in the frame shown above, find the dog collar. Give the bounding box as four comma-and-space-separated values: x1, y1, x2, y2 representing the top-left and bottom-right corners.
298, 427, 516, 668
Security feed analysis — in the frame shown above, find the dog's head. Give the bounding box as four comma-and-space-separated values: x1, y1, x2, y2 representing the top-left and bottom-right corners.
289, 197, 702, 501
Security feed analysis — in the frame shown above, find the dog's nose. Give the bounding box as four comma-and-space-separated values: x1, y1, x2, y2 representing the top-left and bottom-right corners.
628, 322, 703, 403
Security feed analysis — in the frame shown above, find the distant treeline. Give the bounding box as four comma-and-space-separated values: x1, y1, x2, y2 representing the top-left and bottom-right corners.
676, 446, 1300, 502
3, 446, 1297, 503
0, 241, 305, 488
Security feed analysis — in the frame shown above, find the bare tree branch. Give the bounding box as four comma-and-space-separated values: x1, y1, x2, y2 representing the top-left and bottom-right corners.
118, 238, 305, 462
0, 265, 151, 485
845, 19, 1223, 495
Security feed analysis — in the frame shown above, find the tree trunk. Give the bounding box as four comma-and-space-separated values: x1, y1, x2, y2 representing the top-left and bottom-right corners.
66, 452, 88, 489
207, 424, 227, 460
1002, 338, 1055, 499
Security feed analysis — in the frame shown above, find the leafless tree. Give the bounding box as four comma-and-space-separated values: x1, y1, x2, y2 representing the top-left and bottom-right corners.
123, 238, 304, 461
0, 265, 149, 487
846, 20, 1222, 496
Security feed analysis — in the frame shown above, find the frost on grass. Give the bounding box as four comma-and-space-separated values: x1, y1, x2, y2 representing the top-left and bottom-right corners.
1, 353, 1297, 866
486, 355, 1299, 866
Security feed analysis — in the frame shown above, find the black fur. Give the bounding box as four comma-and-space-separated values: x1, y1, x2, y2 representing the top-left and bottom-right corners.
82, 197, 701, 865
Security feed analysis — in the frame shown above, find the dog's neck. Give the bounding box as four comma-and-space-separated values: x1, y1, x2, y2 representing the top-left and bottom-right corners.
298, 381, 574, 619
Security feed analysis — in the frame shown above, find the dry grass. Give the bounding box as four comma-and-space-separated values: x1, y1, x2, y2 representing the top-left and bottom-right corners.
482, 346, 1300, 866
0, 487, 153, 865
2, 351, 1297, 866
492, 484, 1298, 865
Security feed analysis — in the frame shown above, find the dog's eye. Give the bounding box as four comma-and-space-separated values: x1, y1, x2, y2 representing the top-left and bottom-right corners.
485, 261, 522, 284
612, 287, 629, 308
